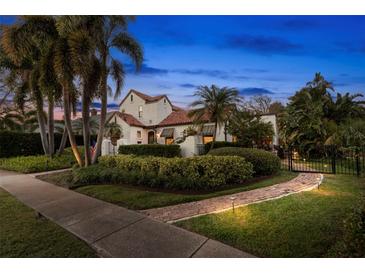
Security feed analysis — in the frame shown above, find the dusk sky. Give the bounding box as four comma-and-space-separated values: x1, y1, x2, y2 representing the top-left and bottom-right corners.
1, 15, 365, 110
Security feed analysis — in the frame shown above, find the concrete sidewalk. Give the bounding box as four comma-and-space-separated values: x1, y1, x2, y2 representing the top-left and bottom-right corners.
0, 170, 254, 258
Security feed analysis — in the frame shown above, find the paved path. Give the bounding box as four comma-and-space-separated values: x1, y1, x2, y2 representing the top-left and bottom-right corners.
0, 170, 253, 258
142, 172, 323, 223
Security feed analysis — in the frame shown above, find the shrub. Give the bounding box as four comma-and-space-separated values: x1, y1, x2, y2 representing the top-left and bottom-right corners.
204, 141, 242, 154
0, 130, 96, 158
208, 147, 281, 176
0, 148, 78, 173
118, 144, 181, 157
81, 155, 254, 190
328, 201, 365, 257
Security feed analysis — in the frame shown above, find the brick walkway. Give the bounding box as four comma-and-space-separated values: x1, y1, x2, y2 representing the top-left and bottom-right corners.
142, 172, 323, 223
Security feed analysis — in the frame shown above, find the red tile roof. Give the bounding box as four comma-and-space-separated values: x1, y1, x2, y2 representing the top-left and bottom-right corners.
131, 89, 165, 103
116, 112, 145, 127
158, 110, 210, 127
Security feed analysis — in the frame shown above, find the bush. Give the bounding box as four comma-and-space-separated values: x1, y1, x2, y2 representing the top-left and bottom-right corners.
118, 144, 181, 157
0, 148, 78, 173
0, 130, 96, 158
82, 155, 254, 190
328, 201, 365, 257
204, 141, 242, 154
208, 147, 281, 176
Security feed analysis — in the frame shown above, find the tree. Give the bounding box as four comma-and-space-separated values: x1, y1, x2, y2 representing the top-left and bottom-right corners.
279, 72, 365, 155
246, 95, 272, 114
228, 109, 274, 148
188, 85, 242, 150
0, 16, 61, 157
91, 16, 143, 164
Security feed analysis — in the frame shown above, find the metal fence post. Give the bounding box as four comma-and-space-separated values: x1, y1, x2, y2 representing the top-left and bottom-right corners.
288, 147, 292, 171
356, 148, 360, 177
331, 146, 336, 174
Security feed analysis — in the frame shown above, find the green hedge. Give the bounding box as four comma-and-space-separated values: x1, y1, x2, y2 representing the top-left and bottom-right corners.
118, 144, 181, 157
0, 130, 95, 158
72, 155, 253, 190
0, 148, 79, 173
208, 147, 281, 176
204, 141, 243, 153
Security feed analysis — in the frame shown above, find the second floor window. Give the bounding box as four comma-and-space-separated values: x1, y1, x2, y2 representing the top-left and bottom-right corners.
138, 105, 143, 118
130, 94, 133, 102
137, 131, 142, 139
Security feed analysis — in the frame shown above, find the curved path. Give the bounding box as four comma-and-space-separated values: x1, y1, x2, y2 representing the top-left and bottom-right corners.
142, 172, 323, 223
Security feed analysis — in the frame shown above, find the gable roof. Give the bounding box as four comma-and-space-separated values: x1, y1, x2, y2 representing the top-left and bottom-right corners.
158, 110, 210, 127
119, 89, 171, 106
116, 112, 146, 127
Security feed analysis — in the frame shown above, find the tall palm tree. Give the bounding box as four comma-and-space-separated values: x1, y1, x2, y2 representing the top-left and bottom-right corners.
91, 16, 143, 164
188, 85, 241, 150
0, 16, 60, 157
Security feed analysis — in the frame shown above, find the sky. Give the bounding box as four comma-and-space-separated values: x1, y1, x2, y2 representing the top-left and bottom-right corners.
1, 15, 365, 110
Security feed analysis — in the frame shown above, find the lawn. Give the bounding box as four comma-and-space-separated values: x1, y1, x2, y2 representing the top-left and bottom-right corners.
0, 188, 96, 257
176, 174, 365, 257
38, 170, 297, 210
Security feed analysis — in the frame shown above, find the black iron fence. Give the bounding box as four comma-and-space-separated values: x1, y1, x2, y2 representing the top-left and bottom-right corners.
282, 145, 365, 176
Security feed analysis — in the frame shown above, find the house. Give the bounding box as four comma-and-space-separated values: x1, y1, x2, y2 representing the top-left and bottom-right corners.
102, 89, 279, 156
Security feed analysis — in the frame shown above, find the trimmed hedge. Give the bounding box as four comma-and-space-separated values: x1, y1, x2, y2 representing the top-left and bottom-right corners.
72, 155, 253, 190
208, 147, 281, 176
204, 141, 242, 153
0, 130, 96, 158
118, 144, 181, 158
0, 148, 78, 173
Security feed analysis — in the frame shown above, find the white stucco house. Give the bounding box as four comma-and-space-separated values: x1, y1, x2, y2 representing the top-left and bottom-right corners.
102, 89, 279, 157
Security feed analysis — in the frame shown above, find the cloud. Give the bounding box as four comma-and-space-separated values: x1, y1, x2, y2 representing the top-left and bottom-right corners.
172, 69, 229, 79
222, 34, 303, 55
239, 88, 275, 95
336, 42, 365, 54
282, 19, 319, 29
179, 83, 197, 89
125, 64, 168, 76
76, 102, 120, 111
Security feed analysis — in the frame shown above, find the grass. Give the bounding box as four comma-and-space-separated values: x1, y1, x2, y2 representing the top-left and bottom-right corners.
0, 188, 96, 258
176, 174, 365, 257
38, 170, 297, 210
0, 148, 81, 173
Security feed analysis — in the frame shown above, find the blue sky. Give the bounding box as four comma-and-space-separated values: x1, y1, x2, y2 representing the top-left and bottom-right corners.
1, 15, 365, 108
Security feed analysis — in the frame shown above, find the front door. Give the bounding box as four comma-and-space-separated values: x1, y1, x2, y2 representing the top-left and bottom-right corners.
148, 131, 155, 144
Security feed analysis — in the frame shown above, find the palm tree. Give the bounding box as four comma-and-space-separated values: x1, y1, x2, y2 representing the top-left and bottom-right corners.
91, 16, 143, 164
188, 85, 241, 150
0, 16, 60, 157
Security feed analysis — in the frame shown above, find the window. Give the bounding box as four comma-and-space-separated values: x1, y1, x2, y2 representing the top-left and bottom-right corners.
203, 136, 214, 144
138, 105, 143, 118
164, 98, 167, 104
165, 137, 174, 145
232, 135, 238, 143
137, 130, 142, 139
130, 94, 133, 102
137, 141, 142, 144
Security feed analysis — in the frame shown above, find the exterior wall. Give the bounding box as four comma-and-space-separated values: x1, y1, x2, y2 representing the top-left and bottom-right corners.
151, 98, 173, 124
119, 91, 173, 126
260, 114, 279, 146
156, 123, 232, 144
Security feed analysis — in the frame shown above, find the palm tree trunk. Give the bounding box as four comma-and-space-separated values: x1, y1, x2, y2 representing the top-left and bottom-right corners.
224, 121, 228, 142
47, 95, 55, 157
92, 55, 107, 164
34, 95, 49, 155
210, 121, 218, 151
63, 85, 83, 166
82, 90, 91, 166
57, 127, 68, 156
